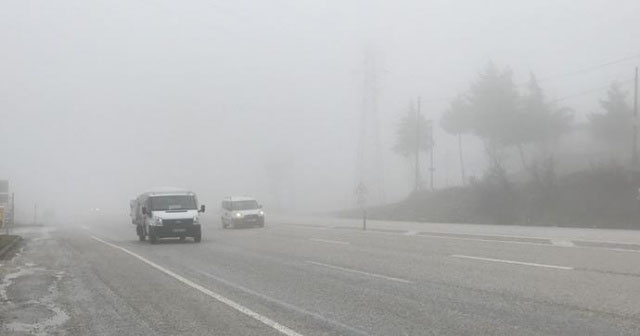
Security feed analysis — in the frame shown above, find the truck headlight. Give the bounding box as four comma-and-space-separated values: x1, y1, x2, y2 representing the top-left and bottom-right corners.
155, 218, 163, 226
259, 210, 264, 216
235, 212, 242, 218
193, 216, 200, 225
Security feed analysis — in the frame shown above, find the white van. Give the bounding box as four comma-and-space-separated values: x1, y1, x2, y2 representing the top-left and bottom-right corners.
131, 188, 205, 243
220, 196, 264, 229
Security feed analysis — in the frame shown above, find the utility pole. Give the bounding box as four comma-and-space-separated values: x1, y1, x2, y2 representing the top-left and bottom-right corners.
415, 98, 421, 193
429, 121, 435, 190
355, 48, 385, 205
8, 193, 14, 235
633, 66, 638, 165
458, 134, 466, 184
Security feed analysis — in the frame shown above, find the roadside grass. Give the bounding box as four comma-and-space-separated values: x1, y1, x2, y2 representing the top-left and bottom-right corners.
0, 234, 21, 253
339, 165, 640, 230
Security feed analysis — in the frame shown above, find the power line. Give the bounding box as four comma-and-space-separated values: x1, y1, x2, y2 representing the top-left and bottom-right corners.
425, 58, 640, 106
550, 78, 634, 103
396, 53, 640, 105
538, 54, 640, 82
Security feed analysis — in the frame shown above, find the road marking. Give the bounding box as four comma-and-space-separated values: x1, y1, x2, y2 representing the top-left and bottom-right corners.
280, 222, 640, 254
198, 271, 369, 336
407, 232, 554, 247
282, 224, 553, 247
91, 236, 304, 336
306, 261, 412, 284
309, 238, 350, 245
451, 254, 574, 270
551, 239, 575, 247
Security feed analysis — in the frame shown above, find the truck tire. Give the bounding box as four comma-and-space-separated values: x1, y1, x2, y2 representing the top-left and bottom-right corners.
194, 229, 202, 243
221, 218, 228, 229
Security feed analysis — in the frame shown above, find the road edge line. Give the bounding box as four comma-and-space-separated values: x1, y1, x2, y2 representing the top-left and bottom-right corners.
90, 235, 304, 336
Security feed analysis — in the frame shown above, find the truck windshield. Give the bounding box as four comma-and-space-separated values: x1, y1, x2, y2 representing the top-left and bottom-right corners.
232, 200, 259, 210
150, 195, 197, 211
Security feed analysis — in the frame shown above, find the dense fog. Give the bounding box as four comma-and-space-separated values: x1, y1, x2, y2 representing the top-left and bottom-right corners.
1, 0, 639, 221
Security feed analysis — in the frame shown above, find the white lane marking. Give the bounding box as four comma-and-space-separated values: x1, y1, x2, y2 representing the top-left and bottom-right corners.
551, 239, 575, 247
407, 232, 553, 247
282, 224, 553, 247
451, 254, 574, 270
198, 271, 369, 336
308, 238, 350, 245
91, 236, 304, 336
600, 247, 640, 254
306, 261, 412, 284
280, 223, 640, 254
276, 224, 329, 231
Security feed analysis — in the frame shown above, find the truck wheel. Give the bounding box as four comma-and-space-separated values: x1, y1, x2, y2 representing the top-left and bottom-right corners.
221, 218, 228, 229
179, 235, 185, 242
137, 226, 146, 241
194, 232, 201, 243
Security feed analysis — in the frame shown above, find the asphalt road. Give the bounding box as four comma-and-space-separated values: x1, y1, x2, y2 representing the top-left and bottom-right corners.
2, 215, 640, 335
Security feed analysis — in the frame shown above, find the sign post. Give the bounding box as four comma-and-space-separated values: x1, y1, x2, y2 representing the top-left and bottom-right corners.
355, 182, 368, 231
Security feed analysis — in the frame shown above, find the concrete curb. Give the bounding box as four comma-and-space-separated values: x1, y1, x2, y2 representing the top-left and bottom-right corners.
0, 235, 22, 259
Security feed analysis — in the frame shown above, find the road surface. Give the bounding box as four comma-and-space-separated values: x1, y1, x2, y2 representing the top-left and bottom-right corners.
2, 215, 640, 335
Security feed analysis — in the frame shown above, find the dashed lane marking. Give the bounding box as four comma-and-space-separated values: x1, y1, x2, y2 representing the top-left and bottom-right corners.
309, 238, 350, 245
306, 261, 412, 284
451, 254, 574, 270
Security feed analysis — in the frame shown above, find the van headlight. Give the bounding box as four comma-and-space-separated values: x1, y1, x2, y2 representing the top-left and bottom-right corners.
155, 218, 163, 226
235, 212, 242, 218
193, 216, 200, 225
259, 210, 264, 216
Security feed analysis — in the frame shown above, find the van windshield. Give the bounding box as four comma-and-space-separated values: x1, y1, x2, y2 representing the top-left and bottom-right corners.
232, 200, 259, 210
150, 195, 197, 211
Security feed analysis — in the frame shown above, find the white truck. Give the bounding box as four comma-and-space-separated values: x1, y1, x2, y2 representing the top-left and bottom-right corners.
130, 188, 205, 243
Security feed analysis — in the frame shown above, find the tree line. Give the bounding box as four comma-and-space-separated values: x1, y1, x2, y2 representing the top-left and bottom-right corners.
394, 63, 636, 193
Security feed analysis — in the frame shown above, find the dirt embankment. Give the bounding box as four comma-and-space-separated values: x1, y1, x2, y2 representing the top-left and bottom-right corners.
341, 166, 640, 230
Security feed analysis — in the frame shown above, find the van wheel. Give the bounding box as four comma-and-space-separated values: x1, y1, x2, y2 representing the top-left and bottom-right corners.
194, 232, 202, 243
149, 228, 157, 244
222, 218, 228, 229
179, 236, 185, 242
